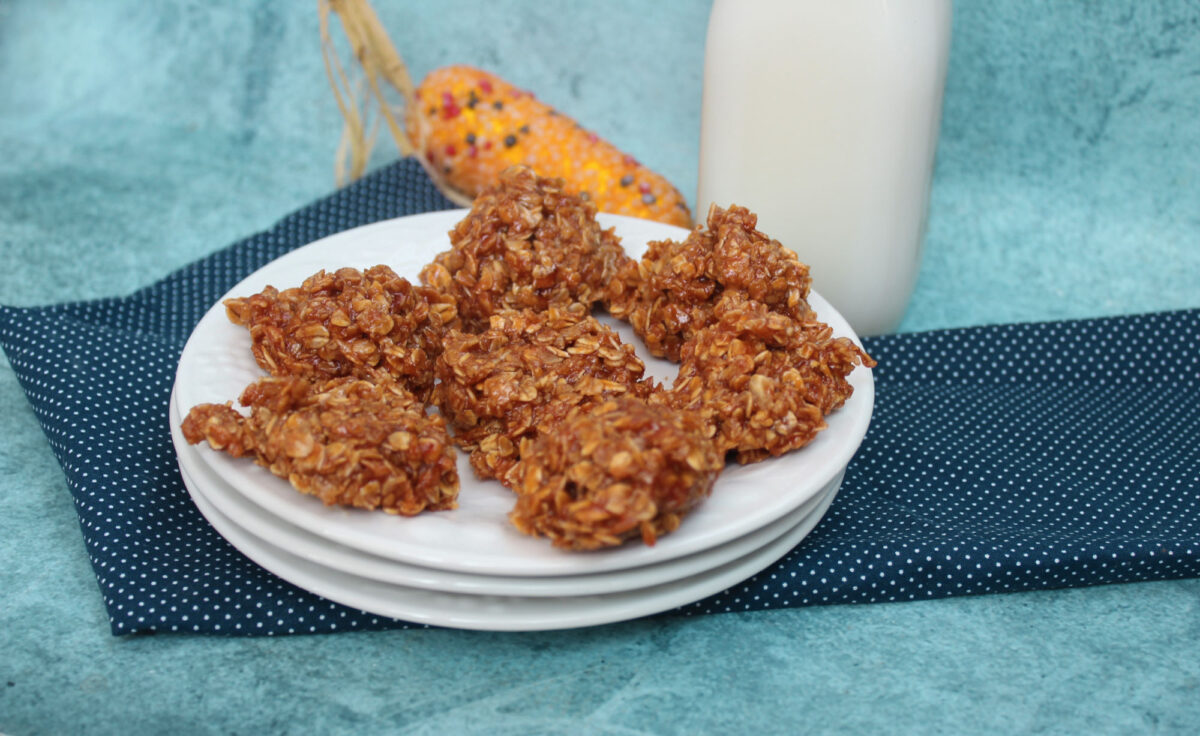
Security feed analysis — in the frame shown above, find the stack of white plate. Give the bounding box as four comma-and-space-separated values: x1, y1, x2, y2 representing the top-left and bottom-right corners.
170, 211, 874, 632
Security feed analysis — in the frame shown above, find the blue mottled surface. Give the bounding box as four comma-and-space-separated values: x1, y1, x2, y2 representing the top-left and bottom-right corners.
2, 1, 1198, 733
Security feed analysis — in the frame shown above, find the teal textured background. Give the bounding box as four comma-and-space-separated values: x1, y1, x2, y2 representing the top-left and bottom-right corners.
2, 1, 1199, 733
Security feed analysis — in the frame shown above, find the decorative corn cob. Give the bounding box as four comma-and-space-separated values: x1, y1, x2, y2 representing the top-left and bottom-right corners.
320, 0, 693, 228
406, 66, 693, 228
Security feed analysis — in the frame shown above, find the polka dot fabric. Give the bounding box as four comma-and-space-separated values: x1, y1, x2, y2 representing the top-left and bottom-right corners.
682, 312, 1200, 615
0, 159, 455, 636
2, 158, 1198, 635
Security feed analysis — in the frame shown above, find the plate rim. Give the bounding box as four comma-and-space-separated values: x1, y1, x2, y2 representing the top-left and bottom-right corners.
182, 460, 843, 632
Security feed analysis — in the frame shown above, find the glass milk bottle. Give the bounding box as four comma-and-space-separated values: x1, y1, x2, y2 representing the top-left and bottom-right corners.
696, 0, 952, 336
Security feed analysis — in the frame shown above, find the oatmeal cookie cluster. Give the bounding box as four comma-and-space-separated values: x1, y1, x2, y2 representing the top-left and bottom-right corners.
182, 376, 458, 515
181, 167, 872, 549
609, 205, 874, 464
607, 204, 814, 362
433, 303, 653, 483
419, 166, 632, 331
223, 264, 457, 402
508, 397, 724, 549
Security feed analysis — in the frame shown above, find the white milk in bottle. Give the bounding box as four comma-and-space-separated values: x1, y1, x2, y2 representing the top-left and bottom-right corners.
697, 0, 952, 336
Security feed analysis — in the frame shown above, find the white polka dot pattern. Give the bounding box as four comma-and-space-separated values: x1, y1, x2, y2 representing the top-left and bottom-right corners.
683, 312, 1200, 614
2, 159, 1197, 635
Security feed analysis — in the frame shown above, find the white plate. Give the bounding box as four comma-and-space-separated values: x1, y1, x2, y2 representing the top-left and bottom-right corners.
174, 210, 873, 576
172, 390, 841, 597
182, 460, 842, 632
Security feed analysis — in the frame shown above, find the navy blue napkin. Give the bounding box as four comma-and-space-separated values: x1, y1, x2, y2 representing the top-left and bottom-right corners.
2, 159, 1197, 635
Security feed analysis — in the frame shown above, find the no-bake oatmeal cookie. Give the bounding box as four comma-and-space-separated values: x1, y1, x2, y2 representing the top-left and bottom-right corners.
181, 375, 459, 515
